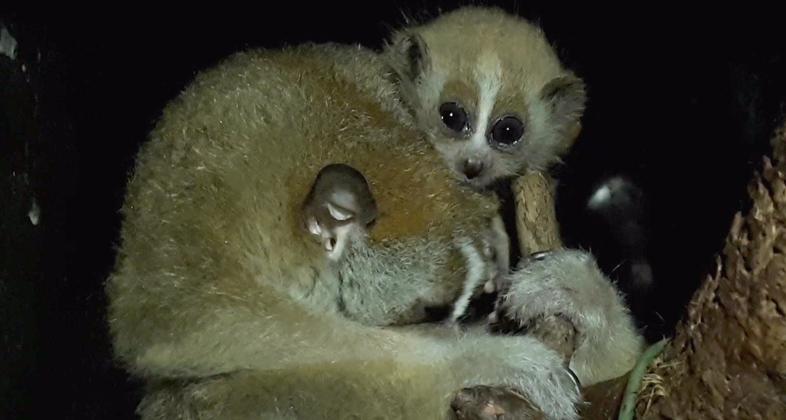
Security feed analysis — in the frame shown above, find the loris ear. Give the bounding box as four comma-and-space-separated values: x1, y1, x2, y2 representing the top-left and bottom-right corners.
539, 74, 587, 148
385, 32, 430, 83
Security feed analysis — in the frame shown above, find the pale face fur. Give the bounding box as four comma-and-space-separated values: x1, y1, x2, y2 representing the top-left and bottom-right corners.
386, 7, 586, 190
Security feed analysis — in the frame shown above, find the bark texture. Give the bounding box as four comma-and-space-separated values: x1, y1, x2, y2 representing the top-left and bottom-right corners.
515, 126, 786, 419
635, 126, 786, 419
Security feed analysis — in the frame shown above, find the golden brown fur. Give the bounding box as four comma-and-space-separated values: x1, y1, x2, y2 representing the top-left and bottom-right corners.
107, 43, 582, 419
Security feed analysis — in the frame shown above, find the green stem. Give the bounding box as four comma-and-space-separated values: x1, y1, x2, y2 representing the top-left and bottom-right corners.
618, 338, 668, 420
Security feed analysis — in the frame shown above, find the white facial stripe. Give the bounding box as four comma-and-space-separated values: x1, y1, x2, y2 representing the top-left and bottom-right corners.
471, 53, 503, 149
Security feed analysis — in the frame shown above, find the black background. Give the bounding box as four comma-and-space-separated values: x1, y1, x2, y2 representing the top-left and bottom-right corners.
2, 3, 785, 418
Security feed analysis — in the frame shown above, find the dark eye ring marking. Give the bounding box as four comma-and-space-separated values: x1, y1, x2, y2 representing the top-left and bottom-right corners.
439, 102, 470, 133
489, 115, 525, 147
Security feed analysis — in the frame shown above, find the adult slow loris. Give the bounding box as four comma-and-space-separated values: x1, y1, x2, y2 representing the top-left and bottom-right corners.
107, 43, 581, 419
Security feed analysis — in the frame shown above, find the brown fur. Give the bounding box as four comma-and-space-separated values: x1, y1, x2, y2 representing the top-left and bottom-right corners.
107, 43, 581, 419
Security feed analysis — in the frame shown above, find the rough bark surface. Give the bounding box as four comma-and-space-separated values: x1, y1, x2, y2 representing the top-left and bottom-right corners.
580, 375, 628, 420
634, 126, 786, 419
514, 126, 786, 418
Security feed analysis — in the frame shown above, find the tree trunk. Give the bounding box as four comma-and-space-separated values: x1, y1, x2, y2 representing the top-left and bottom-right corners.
633, 124, 786, 419
566, 124, 786, 419
515, 124, 786, 419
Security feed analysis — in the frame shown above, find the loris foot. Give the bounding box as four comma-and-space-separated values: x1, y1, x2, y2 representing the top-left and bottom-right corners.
451, 385, 545, 420
526, 314, 578, 365
490, 312, 578, 365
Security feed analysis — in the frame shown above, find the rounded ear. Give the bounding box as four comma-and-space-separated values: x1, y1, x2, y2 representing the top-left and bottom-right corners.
539, 74, 587, 125
384, 32, 430, 83
539, 74, 587, 149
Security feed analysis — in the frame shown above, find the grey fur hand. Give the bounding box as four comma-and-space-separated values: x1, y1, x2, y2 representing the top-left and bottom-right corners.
493, 249, 645, 385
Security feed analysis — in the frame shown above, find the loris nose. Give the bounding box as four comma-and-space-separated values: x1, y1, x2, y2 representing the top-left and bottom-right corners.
462, 159, 484, 179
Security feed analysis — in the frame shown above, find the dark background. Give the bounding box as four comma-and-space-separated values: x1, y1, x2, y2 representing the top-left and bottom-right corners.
2, 3, 785, 419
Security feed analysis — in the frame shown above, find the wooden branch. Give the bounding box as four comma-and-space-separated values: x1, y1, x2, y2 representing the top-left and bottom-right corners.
512, 170, 563, 254
512, 169, 638, 419
512, 121, 580, 255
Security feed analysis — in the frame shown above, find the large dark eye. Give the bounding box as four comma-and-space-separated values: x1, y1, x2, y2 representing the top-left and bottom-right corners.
439, 102, 469, 133
490, 116, 525, 146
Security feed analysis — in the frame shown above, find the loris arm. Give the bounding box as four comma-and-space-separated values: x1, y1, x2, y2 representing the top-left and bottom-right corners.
128, 290, 580, 420
139, 330, 578, 420
494, 249, 644, 385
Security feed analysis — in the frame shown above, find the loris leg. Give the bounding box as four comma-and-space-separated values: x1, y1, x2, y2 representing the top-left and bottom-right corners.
451, 250, 634, 419
301, 164, 378, 262
137, 328, 581, 420
493, 249, 644, 385
491, 312, 578, 365
451, 385, 546, 420
488, 251, 578, 364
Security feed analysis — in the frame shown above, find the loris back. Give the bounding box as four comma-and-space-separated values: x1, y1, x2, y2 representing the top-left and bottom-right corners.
108, 43, 497, 377
108, 42, 584, 420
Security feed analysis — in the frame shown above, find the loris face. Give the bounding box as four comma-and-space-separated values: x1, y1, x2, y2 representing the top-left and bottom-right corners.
385, 7, 586, 190
418, 52, 535, 190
